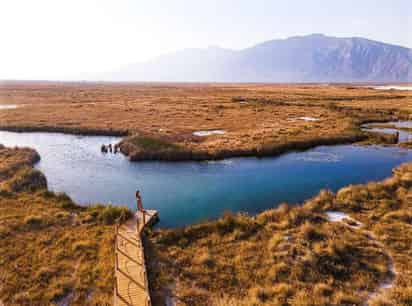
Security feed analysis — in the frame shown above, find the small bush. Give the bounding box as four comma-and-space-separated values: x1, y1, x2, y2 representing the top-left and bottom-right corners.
35, 267, 58, 283
314, 283, 333, 297
267, 233, 283, 251
54, 192, 78, 210
194, 250, 215, 268
86, 205, 132, 225
269, 262, 290, 282
383, 210, 412, 224
2, 167, 47, 193
24, 215, 46, 228
248, 287, 274, 303
334, 292, 362, 305
394, 286, 412, 306
272, 283, 293, 300
72, 241, 97, 253
40, 190, 56, 198
300, 222, 326, 242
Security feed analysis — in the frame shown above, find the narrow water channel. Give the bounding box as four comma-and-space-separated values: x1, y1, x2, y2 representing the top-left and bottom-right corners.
362, 121, 412, 143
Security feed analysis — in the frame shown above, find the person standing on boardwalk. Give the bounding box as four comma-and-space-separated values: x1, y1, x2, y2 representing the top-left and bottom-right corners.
135, 190, 145, 227
136, 190, 144, 211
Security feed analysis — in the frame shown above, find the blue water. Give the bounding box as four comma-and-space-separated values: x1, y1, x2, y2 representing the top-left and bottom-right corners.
362, 121, 412, 143
1, 131, 412, 227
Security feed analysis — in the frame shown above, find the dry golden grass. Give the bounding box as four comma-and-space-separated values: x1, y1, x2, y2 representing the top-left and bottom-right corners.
331, 164, 412, 306
0, 146, 131, 305
146, 165, 412, 306
0, 145, 40, 181
1, 81, 411, 160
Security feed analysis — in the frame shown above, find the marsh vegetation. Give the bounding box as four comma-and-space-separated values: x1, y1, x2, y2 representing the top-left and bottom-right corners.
1, 82, 411, 160
0, 146, 130, 305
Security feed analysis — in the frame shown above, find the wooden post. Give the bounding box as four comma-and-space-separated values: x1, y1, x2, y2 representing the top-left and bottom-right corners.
115, 275, 119, 297
141, 267, 146, 284
115, 252, 119, 270
114, 225, 119, 306
142, 210, 146, 228
115, 225, 118, 250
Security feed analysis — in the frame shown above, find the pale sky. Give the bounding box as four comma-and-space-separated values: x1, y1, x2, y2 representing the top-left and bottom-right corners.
1, 0, 411, 80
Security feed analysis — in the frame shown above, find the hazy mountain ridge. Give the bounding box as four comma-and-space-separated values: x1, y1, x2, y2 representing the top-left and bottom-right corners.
107, 34, 412, 82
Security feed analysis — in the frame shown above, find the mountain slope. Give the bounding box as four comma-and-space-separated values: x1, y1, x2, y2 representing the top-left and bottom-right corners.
106, 34, 412, 82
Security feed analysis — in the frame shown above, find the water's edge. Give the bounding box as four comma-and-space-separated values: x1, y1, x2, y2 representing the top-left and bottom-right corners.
1, 127, 411, 227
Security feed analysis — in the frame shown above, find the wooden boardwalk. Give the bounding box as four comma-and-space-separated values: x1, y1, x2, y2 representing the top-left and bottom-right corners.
114, 210, 158, 306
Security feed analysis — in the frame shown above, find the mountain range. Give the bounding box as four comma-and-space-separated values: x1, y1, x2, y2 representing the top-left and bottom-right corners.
105, 34, 412, 83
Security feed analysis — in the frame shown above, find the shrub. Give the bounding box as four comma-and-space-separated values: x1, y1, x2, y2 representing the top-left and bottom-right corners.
336, 185, 367, 211
86, 205, 132, 225
2, 167, 47, 193
269, 262, 290, 282
248, 287, 274, 303
272, 283, 293, 301
313, 283, 333, 297
53, 192, 78, 210
194, 250, 215, 268
256, 203, 290, 224
300, 222, 326, 242
24, 215, 46, 228
72, 241, 97, 258
211, 295, 251, 306
383, 210, 412, 224
35, 267, 58, 283
334, 291, 362, 305
40, 190, 56, 198
303, 189, 335, 211
394, 286, 412, 306
267, 233, 283, 251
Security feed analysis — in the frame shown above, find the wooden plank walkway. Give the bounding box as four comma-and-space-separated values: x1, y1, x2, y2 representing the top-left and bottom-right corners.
114, 210, 158, 306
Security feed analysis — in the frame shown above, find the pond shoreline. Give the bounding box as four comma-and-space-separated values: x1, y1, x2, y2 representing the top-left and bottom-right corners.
0, 125, 129, 137
120, 132, 370, 162
1, 126, 412, 228
0, 119, 401, 162
0, 124, 370, 162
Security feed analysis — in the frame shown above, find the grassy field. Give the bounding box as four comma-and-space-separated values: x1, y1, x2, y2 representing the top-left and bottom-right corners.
146, 164, 412, 306
0, 146, 130, 305
1, 82, 411, 160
